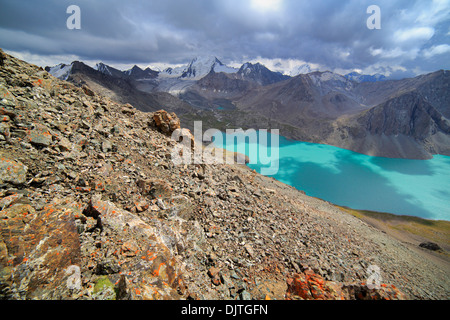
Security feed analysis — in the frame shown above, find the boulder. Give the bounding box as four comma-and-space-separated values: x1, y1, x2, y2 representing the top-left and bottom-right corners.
0, 123, 10, 141
0, 200, 82, 299
27, 123, 53, 147
286, 271, 407, 300
419, 242, 442, 251
84, 197, 186, 299
0, 156, 28, 185
153, 110, 181, 135
286, 270, 345, 300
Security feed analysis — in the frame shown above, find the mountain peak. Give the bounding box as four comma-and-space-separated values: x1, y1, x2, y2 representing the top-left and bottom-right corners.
240, 62, 266, 71
238, 61, 290, 85
125, 65, 158, 79
344, 72, 387, 83
94, 62, 124, 78
130, 65, 143, 72
181, 56, 236, 80
289, 64, 318, 77
45, 63, 73, 81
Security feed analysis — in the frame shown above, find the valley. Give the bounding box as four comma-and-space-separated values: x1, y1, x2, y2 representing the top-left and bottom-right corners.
47, 56, 450, 160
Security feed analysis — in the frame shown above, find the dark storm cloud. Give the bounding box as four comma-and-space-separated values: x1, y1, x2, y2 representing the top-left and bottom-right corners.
0, 0, 448, 75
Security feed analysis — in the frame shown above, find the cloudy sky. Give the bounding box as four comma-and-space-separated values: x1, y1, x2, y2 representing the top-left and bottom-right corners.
0, 0, 449, 78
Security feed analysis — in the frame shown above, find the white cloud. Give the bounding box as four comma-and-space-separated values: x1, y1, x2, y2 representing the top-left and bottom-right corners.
1, 0, 448, 75
394, 27, 435, 42
369, 47, 420, 60
362, 63, 407, 76
4, 50, 82, 68
415, 0, 450, 25
250, 0, 283, 12
422, 44, 450, 58
231, 57, 326, 75
370, 47, 404, 58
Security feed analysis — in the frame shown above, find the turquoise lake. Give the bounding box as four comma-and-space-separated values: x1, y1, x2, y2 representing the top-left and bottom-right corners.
217, 131, 450, 221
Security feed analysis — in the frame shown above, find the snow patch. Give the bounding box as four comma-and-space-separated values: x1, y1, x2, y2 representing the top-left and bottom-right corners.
95, 63, 112, 76
319, 71, 346, 82
289, 64, 317, 76
48, 63, 73, 81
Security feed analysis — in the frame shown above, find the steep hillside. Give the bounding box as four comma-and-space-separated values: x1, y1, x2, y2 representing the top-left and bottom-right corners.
235, 72, 364, 120
327, 91, 450, 159
1, 49, 449, 300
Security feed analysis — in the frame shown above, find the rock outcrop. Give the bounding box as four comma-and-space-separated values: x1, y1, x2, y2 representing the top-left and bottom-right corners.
286, 270, 407, 300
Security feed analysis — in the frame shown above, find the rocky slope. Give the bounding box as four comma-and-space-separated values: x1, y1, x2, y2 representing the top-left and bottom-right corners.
1, 49, 449, 300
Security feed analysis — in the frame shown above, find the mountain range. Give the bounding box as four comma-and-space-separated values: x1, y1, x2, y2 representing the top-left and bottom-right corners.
46, 57, 450, 159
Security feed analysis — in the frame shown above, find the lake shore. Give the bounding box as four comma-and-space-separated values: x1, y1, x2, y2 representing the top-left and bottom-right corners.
337, 206, 450, 253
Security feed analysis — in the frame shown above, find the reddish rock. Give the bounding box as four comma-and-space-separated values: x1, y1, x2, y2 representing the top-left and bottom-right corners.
208, 266, 222, 286
0, 193, 23, 209
121, 240, 139, 257
286, 271, 407, 300
0, 107, 16, 120
84, 197, 186, 299
286, 270, 345, 300
0, 200, 82, 299
153, 110, 181, 134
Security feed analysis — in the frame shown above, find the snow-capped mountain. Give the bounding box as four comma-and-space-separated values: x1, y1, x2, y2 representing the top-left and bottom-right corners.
238, 62, 290, 85
94, 63, 125, 78
46, 63, 73, 81
159, 66, 186, 78
308, 71, 355, 96
344, 72, 387, 83
158, 56, 237, 80
93, 63, 158, 80
310, 71, 349, 83
289, 64, 318, 77
124, 65, 159, 80
180, 56, 237, 80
